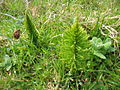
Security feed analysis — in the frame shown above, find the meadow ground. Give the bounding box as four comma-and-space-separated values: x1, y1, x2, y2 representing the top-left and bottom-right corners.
0, 0, 120, 89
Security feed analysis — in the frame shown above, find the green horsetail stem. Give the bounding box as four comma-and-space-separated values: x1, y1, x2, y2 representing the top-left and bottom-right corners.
25, 13, 40, 48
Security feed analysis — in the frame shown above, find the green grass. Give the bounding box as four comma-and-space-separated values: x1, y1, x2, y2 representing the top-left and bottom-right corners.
0, 0, 120, 89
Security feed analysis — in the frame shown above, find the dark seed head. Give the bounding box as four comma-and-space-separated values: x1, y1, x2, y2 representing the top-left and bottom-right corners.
13, 30, 21, 39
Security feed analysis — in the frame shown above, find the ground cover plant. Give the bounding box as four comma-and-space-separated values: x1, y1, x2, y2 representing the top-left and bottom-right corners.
0, 0, 120, 89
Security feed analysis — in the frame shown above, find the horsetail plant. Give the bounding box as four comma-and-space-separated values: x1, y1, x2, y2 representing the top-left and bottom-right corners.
60, 19, 90, 76
25, 13, 41, 48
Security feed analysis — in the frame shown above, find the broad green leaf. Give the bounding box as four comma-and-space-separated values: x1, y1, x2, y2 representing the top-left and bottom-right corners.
104, 41, 111, 50
104, 38, 111, 43
91, 37, 103, 49
103, 38, 112, 50
0, 55, 12, 71
93, 51, 106, 59
4, 55, 12, 71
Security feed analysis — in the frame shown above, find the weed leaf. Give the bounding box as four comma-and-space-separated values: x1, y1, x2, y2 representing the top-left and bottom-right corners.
25, 13, 40, 48
93, 51, 106, 59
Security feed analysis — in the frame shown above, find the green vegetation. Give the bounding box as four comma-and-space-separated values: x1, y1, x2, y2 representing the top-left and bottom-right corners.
0, 0, 120, 89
